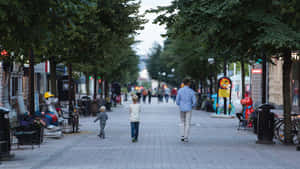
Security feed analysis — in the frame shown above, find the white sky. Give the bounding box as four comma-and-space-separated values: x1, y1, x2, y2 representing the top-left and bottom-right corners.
134, 0, 172, 57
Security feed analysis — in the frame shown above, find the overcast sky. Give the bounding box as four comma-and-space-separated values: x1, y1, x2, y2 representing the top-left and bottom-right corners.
134, 0, 172, 57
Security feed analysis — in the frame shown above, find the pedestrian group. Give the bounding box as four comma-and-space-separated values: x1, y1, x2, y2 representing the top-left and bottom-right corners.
94, 78, 195, 143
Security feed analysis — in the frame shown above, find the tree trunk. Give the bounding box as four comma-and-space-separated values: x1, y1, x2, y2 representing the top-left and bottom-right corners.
283, 50, 293, 144
223, 55, 227, 115
29, 48, 35, 116
298, 63, 300, 112
7, 69, 10, 104
104, 80, 109, 99
214, 73, 218, 94
50, 56, 57, 95
200, 80, 203, 94
209, 77, 213, 99
68, 63, 73, 112
1, 64, 11, 108
262, 54, 267, 103
93, 74, 97, 100
241, 60, 246, 98
100, 79, 104, 99
85, 72, 90, 96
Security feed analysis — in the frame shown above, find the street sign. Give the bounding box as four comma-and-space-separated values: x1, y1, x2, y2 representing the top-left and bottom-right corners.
219, 77, 231, 90
216, 77, 233, 115
218, 89, 230, 98
252, 69, 262, 74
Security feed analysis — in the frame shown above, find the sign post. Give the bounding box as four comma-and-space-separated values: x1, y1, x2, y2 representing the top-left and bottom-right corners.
216, 77, 232, 115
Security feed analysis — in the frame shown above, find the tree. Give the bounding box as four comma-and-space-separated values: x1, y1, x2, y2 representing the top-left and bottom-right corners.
147, 43, 163, 80
0, 0, 144, 112
150, 0, 300, 143
0, 0, 65, 114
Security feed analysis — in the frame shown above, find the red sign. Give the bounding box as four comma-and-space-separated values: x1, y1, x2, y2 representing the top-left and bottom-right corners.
252, 69, 262, 74
1, 50, 8, 56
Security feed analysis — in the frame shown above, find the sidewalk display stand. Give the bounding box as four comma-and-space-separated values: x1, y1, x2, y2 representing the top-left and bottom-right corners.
238, 96, 255, 129
240, 96, 254, 120
215, 77, 233, 116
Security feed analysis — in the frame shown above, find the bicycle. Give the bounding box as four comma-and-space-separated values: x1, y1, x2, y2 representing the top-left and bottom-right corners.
274, 113, 300, 144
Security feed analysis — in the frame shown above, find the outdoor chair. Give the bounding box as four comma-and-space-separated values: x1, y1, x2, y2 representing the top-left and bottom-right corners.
14, 126, 43, 149
14, 117, 43, 149
236, 113, 249, 130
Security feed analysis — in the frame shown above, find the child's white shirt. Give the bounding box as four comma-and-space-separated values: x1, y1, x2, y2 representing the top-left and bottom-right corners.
129, 104, 141, 122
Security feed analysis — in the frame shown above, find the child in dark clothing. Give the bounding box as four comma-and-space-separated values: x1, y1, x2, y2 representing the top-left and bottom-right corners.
94, 106, 108, 139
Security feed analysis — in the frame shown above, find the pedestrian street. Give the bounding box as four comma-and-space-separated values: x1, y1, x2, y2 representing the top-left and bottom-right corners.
2, 101, 300, 169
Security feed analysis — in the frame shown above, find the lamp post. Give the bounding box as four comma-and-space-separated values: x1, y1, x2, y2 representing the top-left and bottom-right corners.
208, 58, 215, 99
162, 72, 166, 86
158, 72, 161, 88
171, 68, 176, 86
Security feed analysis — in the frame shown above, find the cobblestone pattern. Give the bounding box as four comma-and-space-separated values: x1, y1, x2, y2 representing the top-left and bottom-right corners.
1, 101, 300, 169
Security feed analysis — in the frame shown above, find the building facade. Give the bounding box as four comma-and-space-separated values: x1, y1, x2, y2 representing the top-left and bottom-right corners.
250, 56, 299, 111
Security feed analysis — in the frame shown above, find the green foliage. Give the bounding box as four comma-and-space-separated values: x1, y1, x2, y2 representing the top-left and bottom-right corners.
148, 0, 300, 78
0, 0, 145, 84
147, 43, 163, 80
150, 0, 300, 144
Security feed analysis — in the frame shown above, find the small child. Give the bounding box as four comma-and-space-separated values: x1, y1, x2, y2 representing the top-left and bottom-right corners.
94, 106, 108, 139
129, 95, 141, 142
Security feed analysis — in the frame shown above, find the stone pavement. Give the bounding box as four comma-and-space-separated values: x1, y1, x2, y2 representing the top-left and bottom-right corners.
1, 100, 300, 169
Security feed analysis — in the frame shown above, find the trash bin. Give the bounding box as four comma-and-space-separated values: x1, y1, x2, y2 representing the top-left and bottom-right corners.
0, 107, 12, 159
256, 104, 275, 144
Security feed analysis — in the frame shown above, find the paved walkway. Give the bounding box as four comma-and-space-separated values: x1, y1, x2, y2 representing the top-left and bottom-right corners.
1, 101, 300, 169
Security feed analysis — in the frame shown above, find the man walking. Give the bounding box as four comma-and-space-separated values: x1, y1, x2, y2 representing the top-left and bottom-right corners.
176, 78, 196, 142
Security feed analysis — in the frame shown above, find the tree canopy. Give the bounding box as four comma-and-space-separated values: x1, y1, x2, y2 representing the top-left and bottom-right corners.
0, 0, 145, 84
149, 0, 300, 143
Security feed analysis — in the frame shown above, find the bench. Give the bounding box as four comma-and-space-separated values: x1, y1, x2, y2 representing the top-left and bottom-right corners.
14, 127, 43, 149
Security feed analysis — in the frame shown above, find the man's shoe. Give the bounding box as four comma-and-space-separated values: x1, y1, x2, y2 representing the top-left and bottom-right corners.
183, 138, 189, 142
132, 138, 136, 142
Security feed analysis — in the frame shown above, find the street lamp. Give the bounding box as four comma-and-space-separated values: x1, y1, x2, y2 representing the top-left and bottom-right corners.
171, 68, 175, 73
162, 72, 166, 85
292, 52, 299, 61
208, 58, 215, 64
158, 72, 161, 88
208, 58, 215, 100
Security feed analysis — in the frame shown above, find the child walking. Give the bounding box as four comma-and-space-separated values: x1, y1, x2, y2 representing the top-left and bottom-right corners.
129, 95, 141, 142
94, 106, 108, 139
